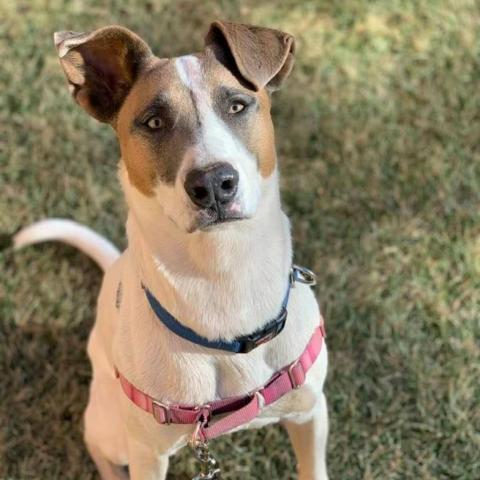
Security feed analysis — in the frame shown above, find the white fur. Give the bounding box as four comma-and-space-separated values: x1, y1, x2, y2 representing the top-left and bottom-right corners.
17, 173, 330, 479
91, 186, 329, 478
122, 55, 262, 236
14, 218, 119, 271
172, 55, 261, 228
19, 57, 329, 480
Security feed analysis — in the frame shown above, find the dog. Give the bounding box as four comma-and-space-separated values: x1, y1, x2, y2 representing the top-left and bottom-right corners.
14, 22, 329, 480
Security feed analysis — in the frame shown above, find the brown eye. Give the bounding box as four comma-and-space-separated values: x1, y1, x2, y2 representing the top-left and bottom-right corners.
228, 102, 245, 114
146, 116, 163, 129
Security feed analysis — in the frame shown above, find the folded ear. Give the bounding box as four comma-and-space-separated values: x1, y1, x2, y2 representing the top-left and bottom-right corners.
205, 21, 295, 92
54, 26, 152, 123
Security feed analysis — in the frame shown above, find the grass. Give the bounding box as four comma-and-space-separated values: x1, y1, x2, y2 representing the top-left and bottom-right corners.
1, 0, 479, 478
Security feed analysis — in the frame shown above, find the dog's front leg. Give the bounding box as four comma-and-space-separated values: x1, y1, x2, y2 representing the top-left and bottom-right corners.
282, 392, 329, 480
127, 439, 169, 480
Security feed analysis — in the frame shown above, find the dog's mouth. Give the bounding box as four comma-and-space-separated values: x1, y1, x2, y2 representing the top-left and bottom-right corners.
189, 208, 246, 233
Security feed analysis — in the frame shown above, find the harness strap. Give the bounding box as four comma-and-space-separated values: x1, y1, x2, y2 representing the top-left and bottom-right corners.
115, 321, 325, 441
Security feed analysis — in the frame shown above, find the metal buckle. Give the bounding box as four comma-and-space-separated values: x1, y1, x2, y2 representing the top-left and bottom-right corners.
287, 360, 302, 390
189, 404, 212, 449
239, 308, 288, 354
291, 265, 317, 286
198, 404, 212, 424
239, 338, 257, 354
152, 400, 172, 425
240, 329, 278, 354
189, 406, 220, 480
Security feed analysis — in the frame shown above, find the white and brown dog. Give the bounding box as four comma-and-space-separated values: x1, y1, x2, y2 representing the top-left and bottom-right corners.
14, 22, 329, 480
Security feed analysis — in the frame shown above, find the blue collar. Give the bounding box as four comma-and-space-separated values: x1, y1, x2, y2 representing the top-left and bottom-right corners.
142, 265, 316, 354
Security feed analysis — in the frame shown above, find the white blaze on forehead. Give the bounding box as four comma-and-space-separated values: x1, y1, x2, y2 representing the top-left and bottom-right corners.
174, 55, 261, 216
175, 55, 204, 93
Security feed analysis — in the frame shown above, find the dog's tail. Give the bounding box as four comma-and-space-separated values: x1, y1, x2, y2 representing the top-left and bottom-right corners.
13, 218, 120, 272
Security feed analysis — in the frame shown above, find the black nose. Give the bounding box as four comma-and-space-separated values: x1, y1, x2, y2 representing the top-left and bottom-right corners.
184, 163, 239, 210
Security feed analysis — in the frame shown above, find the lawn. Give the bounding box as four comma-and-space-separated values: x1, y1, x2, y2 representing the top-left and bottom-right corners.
1, 0, 479, 478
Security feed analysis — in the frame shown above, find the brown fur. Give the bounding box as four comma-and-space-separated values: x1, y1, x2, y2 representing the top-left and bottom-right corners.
116, 58, 195, 195
115, 50, 279, 194
55, 23, 294, 194
203, 50, 278, 178
205, 21, 296, 91
56, 26, 152, 122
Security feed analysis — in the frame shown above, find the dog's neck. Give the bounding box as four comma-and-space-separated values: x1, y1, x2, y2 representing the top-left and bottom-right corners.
123, 170, 293, 340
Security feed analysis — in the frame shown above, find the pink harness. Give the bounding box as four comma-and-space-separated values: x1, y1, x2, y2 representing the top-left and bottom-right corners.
115, 322, 325, 442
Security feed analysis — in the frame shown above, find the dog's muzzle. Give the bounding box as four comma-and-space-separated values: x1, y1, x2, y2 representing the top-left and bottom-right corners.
184, 163, 240, 224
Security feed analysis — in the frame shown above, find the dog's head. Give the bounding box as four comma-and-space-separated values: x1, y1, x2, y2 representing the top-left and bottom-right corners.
54, 23, 295, 234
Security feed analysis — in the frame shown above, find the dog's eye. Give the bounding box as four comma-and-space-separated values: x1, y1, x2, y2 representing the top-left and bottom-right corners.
146, 116, 163, 129
228, 102, 245, 114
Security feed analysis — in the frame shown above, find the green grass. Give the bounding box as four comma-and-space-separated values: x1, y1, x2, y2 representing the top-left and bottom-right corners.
1, 0, 479, 478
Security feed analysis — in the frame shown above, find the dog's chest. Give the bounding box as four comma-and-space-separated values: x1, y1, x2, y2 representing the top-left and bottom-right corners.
107, 256, 322, 408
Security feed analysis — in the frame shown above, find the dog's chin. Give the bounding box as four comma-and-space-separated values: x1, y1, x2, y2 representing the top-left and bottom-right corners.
187, 209, 248, 233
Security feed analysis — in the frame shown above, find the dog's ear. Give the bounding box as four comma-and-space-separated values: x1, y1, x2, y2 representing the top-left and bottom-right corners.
205, 21, 295, 92
54, 26, 152, 123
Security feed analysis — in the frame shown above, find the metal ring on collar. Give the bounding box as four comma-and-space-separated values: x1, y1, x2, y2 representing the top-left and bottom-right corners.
291, 265, 317, 286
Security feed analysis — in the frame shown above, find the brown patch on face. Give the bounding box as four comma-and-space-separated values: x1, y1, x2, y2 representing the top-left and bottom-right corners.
253, 90, 277, 178
115, 48, 278, 197
116, 58, 197, 195
203, 49, 278, 178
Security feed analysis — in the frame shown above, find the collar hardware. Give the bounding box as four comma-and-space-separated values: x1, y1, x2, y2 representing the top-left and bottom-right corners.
152, 399, 172, 425
236, 306, 288, 353
290, 264, 317, 286
288, 359, 303, 389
